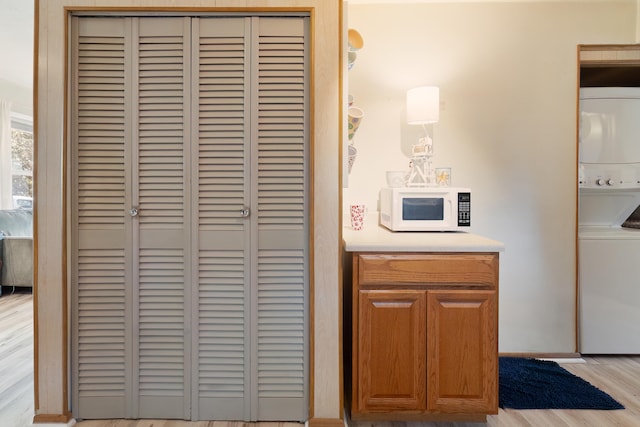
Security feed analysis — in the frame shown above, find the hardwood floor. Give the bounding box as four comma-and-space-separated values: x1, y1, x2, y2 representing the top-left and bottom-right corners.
0, 289, 34, 427
75, 422, 304, 427
2, 292, 640, 426
348, 356, 640, 427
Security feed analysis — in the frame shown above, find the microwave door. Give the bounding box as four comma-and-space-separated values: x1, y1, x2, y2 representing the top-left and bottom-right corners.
402, 197, 444, 221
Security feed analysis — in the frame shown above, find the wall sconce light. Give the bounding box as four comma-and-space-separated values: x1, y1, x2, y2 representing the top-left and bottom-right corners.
406, 86, 440, 186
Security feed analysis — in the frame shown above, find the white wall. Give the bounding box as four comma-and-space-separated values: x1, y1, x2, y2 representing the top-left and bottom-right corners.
346, 0, 637, 353
0, 0, 33, 117
0, 79, 32, 117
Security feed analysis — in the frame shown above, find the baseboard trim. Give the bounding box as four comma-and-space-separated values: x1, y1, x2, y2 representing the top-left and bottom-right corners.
31, 422, 75, 427
32, 413, 73, 425
500, 352, 582, 359
308, 417, 345, 427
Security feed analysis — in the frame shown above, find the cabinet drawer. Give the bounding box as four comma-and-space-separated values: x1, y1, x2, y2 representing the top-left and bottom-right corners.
356, 253, 498, 288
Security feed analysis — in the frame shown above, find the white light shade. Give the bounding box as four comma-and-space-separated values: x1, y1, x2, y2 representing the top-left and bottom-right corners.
406, 86, 440, 124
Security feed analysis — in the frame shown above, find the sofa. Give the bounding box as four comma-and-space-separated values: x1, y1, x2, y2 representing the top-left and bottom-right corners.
0, 209, 33, 295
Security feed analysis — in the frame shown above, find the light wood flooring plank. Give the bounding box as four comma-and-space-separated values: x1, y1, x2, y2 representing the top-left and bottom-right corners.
76, 423, 303, 427
0, 290, 34, 427
3, 292, 640, 426
349, 357, 640, 427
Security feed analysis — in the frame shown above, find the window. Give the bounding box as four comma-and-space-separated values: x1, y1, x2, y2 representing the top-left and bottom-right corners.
10, 114, 33, 210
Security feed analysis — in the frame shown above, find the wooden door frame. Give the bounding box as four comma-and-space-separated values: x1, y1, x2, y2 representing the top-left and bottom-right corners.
575, 43, 640, 354
33, 2, 343, 425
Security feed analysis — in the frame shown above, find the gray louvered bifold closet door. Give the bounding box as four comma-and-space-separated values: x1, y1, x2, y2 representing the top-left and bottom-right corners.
191, 17, 251, 421
134, 17, 191, 419
71, 16, 191, 420
252, 17, 308, 421
71, 14, 308, 422
193, 17, 308, 421
71, 17, 132, 419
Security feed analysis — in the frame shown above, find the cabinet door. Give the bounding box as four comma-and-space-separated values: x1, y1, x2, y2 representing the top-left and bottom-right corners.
426, 290, 497, 414
356, 290, 426, 413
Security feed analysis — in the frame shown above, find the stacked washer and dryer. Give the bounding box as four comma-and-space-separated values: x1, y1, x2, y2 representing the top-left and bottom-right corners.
579, 87, 640, 354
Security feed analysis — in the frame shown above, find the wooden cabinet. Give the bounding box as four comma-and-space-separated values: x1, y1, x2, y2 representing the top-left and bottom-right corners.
358, 291, 427, 412
426, 290, 497, 414
349, 252, 499, 421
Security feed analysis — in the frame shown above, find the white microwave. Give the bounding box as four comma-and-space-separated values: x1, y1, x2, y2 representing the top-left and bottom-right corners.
380, 187, 471, 232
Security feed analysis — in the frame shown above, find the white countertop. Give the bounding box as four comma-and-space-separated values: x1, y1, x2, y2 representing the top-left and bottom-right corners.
343, 224, 505, 252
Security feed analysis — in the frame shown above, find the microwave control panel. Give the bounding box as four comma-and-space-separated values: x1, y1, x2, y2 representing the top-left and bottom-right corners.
458, 192, 471, 227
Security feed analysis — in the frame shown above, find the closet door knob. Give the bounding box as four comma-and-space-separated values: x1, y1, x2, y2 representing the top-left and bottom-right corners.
240, 207, 250, 218
129, 208, 139, 217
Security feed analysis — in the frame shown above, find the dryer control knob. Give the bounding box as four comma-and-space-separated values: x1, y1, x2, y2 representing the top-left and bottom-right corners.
595, 178, 605, 186
606, 179, 615, 186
